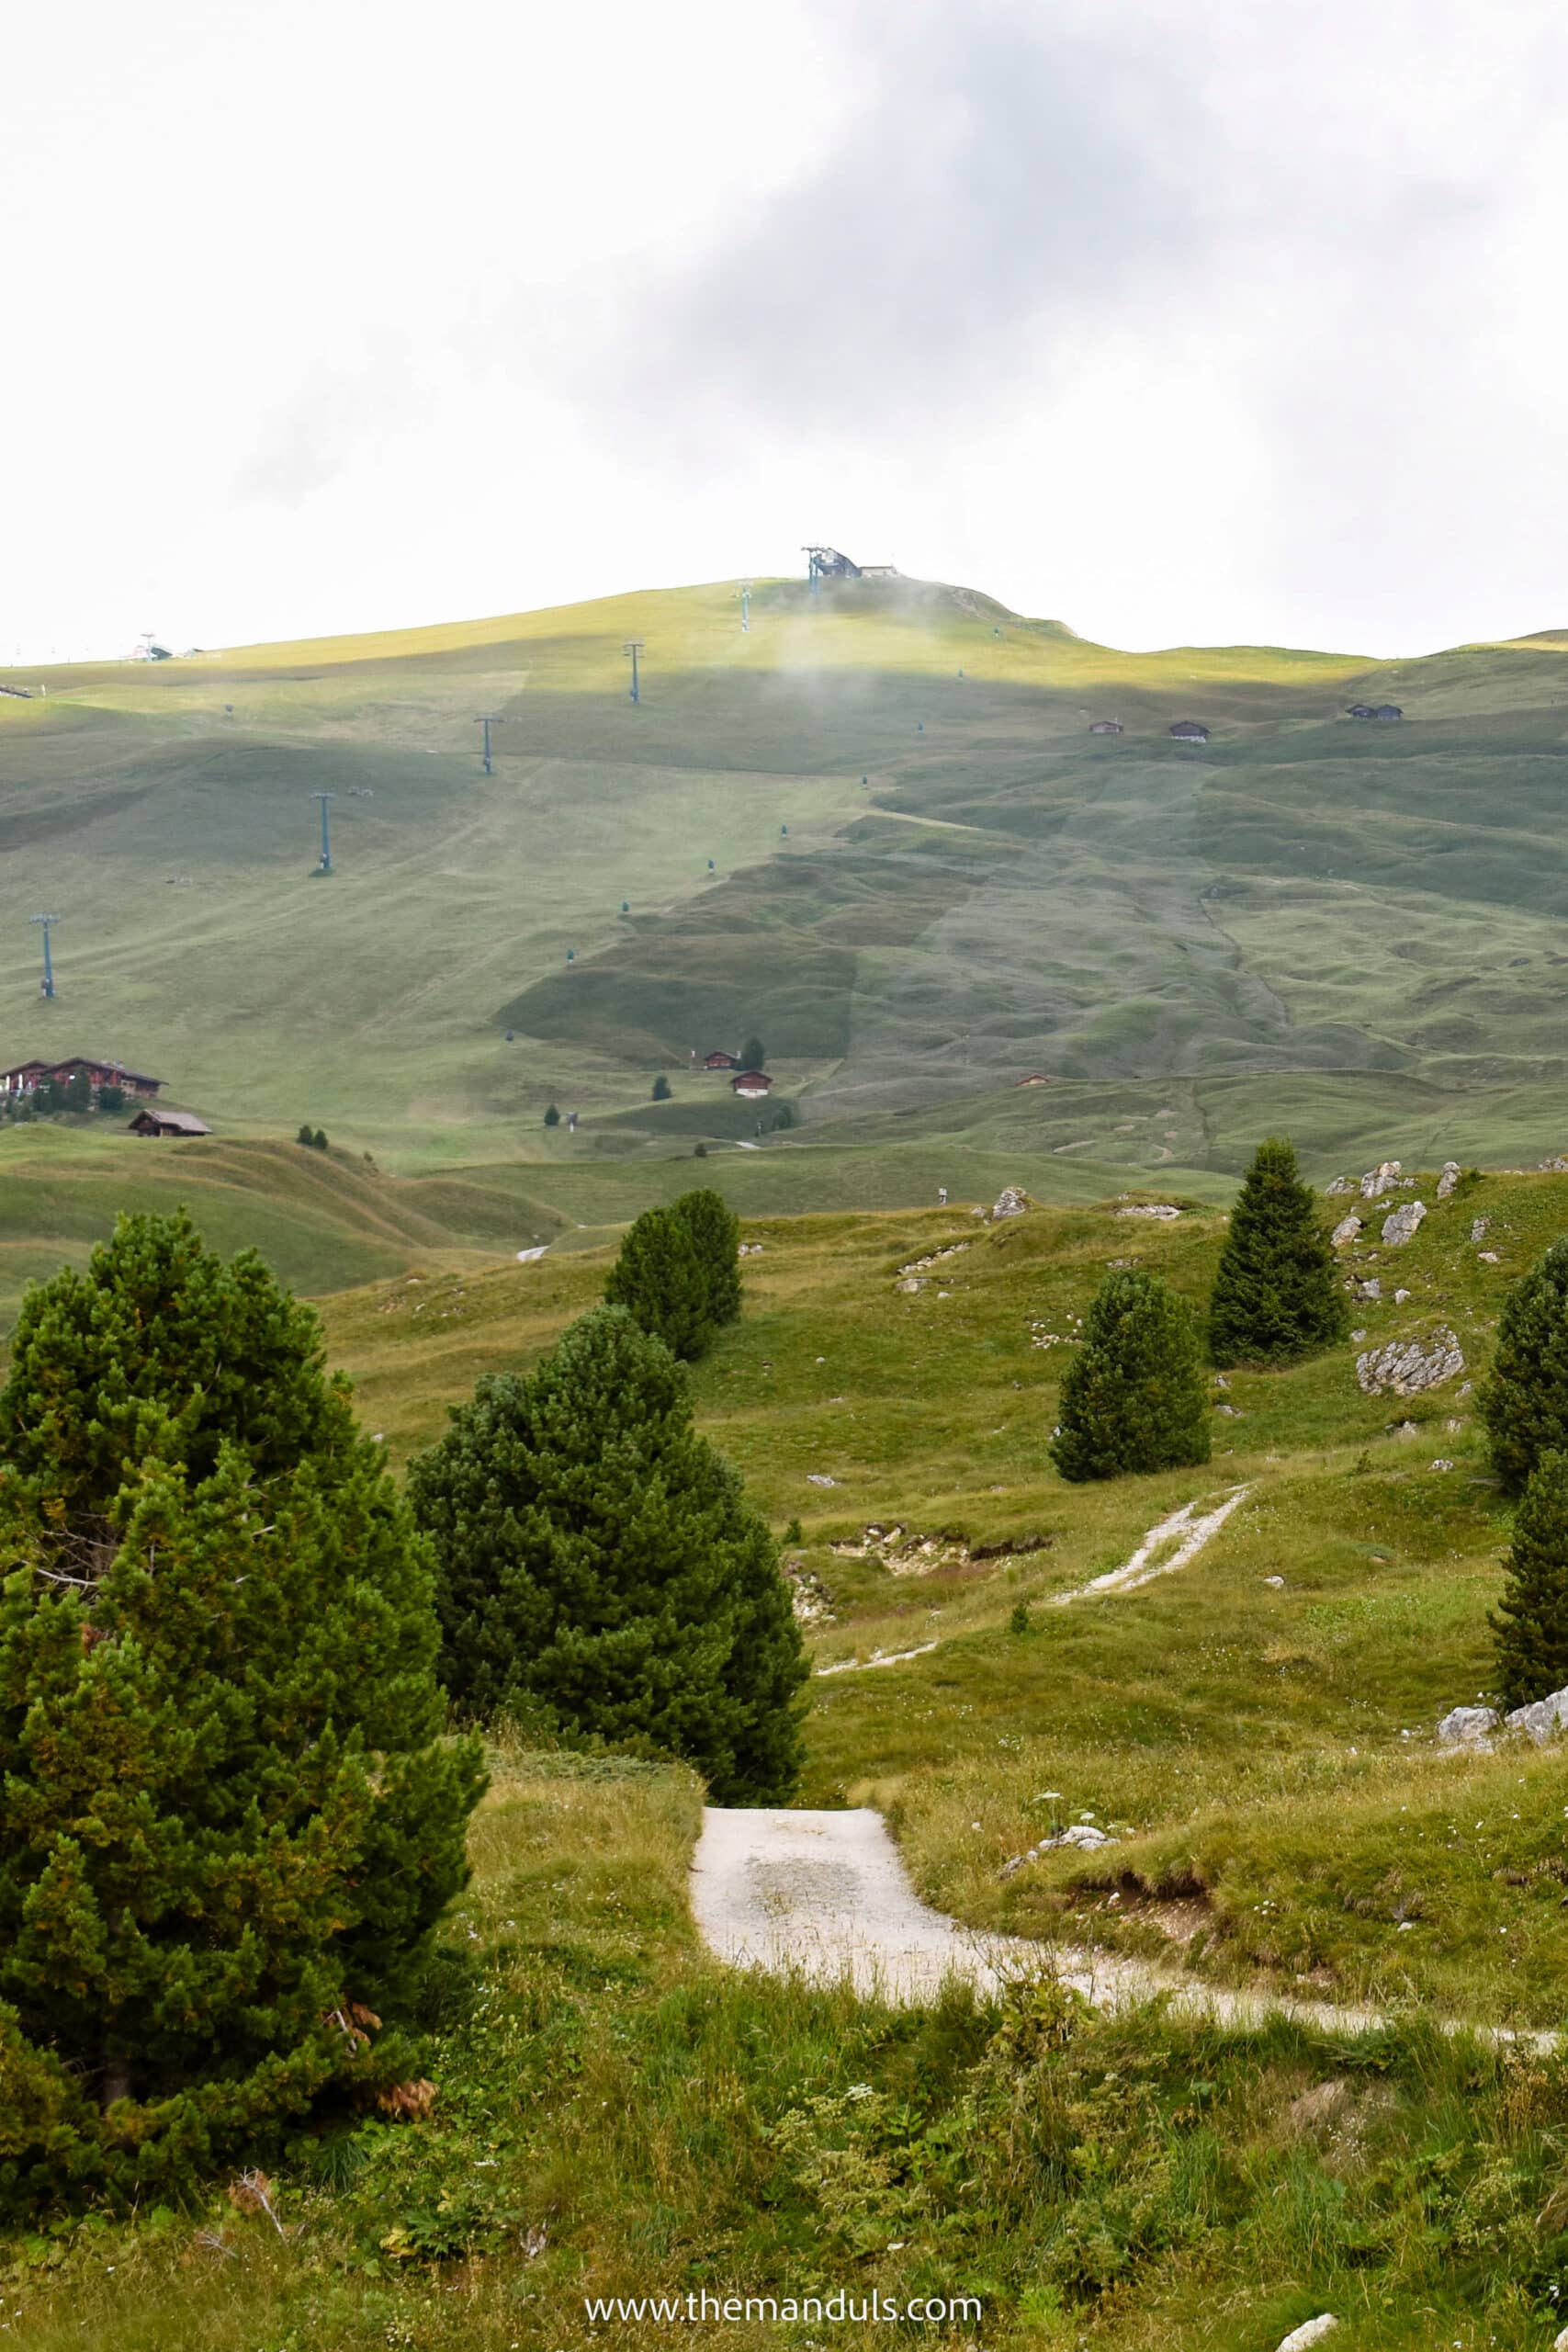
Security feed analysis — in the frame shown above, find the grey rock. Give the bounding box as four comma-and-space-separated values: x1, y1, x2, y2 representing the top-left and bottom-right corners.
1381, 1200, 1427, 1246
1353, 1277, 1382, 1301
1359, 1159, 1402, 1199
1437, 1160, 1462, 1198
806, 1473, 838, 1487
1429, 1458, 1455, 1471
1540, 1155, 1568, 1173
990, 1186, 1030, 1221
1330, 1214, 1363, 1248
1470, 1217, 1489, 1242
1350, 1328, 1368, 1341
1357, 1326, 1465, 1396
1325, 1175, 1353, 1196
1114, 1203, 1181, 1220
1216, 1403, 1241, 1417
1394, 1287, 1411, 1303
1276, 2321, 1338, 2352
1504, 1685, 1568, 1744
1437, 1703, 1500, 1749
1479, 1250, 1501, 1263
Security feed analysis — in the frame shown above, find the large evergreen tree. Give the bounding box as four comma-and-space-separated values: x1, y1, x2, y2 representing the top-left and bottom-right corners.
1050, 1269, 1211, 1483
0, 1213, 483, 2213
408, 1306, 807, 1801
1207, 1136, 1348, 1366
604, 1204, 713, 1361
1481, 1238, 1568, 1494
671, 1187, 742, 1327
1491, 1450, 1568, 1709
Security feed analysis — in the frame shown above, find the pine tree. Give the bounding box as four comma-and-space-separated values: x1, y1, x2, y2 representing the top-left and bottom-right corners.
739, 1035, 766, 1070
1208, 1136, 1348, 1366
1480, 1238, 1568, 1494
543, 1102, 561, 1127
408, 1306, 807, 1801
604, 1204, 713, 1361
651, 1075, 672, 1102
1050, 1269, 1211, 1483
0, 1213, 483, 2213
671, 1187, 742, 1327
1491, 1450, 1568, 1708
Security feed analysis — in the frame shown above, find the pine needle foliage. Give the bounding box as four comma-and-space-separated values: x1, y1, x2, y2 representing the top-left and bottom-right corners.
408, 1306, 807, 1801
0, 1212, 483, 2216
1207, 1136, 1348, 1366
1480, 1237, 1568, 1494
1491, 1450, 1568, 1710
1050, 1269, 1211, 1483
604, 1204, 714, 1361
670, 1187, 743, 1328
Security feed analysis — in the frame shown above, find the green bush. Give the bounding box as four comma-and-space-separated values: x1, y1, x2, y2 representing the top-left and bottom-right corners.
1480, 1238, 1568, 1494
407, 1306, 807, 1800
0, 1212, 483, 2215
1207, 1136, 1348, 1366
670, 1187, 742, 1328
96, 1083, 125, 1114
652, 1075, 671, 1102
739, 1035, 766, 1071
604, 1204, 713, 1361
543, 1102, 560, 1128
1491, 1449, 1568, 1709
1050, 1269, 1211, 1483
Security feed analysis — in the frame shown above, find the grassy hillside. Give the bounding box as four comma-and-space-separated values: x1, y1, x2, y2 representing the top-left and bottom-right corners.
6, 571, 1568, 1224
13, 1169, 1568, 2348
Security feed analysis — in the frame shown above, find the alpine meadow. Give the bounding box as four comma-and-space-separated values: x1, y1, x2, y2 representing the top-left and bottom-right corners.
8, 569, 1568, 2352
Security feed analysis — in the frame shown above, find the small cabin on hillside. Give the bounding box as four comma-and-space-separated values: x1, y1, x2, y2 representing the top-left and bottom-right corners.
1014, 1073, 1054, 1088
1089, 719, 1122, 735
1168, 720, 1210, 743
1371, 704, 1403, 721
1347, 703, 1375, 718
703, 1050, 739, 1070
1, 1055, 163, 1099
730, 1069, 773, 1099
128, 1108, 210, 1138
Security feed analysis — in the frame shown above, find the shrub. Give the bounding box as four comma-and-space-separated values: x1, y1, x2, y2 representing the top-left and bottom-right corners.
739, 1035, 766, 1071
1491, 1451, 1568, 1709
408, 1306, 807, 1800
1050, 1269, 1211, 1482
296, 1125, 328, 1149
0, 1212, 483, 2214
96, 1083, 125, 1114
1207, 1136, 1348, 1366
543, 1102, 560, 1128
604, 1204, 713, 1361
651, 1075, 671, 1102
694, 1141, 708, 1159
670, 1187, 742, 1328
1481, 1238, 1568, 1494
313, 1127, 328, 1151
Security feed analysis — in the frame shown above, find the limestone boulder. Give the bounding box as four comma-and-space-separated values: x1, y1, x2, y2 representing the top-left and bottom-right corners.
1356, 1327, 1464, 1396
990, 1187, 1030, 1221
1359, 1159, 1402, 1199
1437, 1704, 1500, 1749
1331, 1214, 1363, 1248
1437, 1160, 1461, 1198
1381, 1200, 1427, 1246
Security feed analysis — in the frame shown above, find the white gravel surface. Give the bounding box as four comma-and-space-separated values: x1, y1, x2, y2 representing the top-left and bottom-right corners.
690, 1807, 1556, 2049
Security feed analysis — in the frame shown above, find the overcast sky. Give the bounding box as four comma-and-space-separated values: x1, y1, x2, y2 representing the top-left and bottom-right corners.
6, 0, 1567, 662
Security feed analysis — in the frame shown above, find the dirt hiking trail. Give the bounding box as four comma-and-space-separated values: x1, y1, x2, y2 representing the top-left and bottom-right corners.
689, 1807, 1554, 2049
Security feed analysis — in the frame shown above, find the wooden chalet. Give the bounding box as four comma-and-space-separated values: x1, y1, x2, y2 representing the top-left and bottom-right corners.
703, 1050, 739, 1070
1, 1054, 163, 1099
128, 1108, 210, 1138
730, 1069, 773, 1099
1168, 720, 1210, 743
1089, 719, 1122, 735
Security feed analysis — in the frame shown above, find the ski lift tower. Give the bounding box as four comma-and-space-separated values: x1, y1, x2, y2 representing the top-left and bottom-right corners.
802, 547, 862, 595
30, 913, 62, 998
310, 792, 334, 875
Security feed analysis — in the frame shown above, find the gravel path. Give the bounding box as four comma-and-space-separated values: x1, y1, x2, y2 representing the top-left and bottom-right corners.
690, 1806, 1554, 2048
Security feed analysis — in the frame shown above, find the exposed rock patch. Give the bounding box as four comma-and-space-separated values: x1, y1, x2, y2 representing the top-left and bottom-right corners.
1330, 1214, 1363, 1248
1359, 1159, 1402, 1199
1114, 1203, 1181, 1220
1356, 1329, 1464, 1396
1381, 1200, 1427, 1246
1437, 1160, 1462, 1198
990, 1186, 1030, 1221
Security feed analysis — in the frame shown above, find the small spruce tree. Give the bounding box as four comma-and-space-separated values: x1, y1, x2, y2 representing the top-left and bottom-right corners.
1050, 1269, 1211, 1482
651, 1075, 672, 1102
670, 1187, 742, 1327
1480, 1238, 1568, 1494
543, 1102, 561, 1128
739, 1035, 766, 1070
0, 1213, 482, 2212
296, 1122, 314, 1146
604, 1204, 713, 1361
1491, 1450, 1568, 1708
1208, 1136, 1348, 1366
408, 1306, 807, 1800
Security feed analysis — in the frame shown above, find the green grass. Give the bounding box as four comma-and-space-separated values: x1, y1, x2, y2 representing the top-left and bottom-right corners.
6, 570, 1568, 1221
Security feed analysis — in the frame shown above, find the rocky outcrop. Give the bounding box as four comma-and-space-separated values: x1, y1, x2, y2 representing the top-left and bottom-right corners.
1356, 1328, 1464, 1396
1438, 1703, 1500, 1748
1506, 1687, 1568, 1744
1437, 1161, 1461, 1198
1331, 1214, 1363, 1248
1325, 1175, 1353, 1196
990, 1187, 1030, 1221
1437, 1685, 1568, 1750
1277, 2322, 1337, 2352
1359, 1159, 1402, 1199
1114, 1203, 1181, 1220
1381, 1200, 1427, 1246
999, 1821, 1117, 1878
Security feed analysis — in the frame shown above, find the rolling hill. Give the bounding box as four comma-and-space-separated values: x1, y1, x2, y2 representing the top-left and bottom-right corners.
6, 569, 1568, 1293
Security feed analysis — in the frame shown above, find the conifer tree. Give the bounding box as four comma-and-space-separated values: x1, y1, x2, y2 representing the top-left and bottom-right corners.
1480, 1238, 1568, 1494
1208, 1136, 1348, 1366
408, 1306, 807, 1801
671, 1186, 742, 1327
0, 1213, 482, 2213
1491, 1450, 1568, 1708
604, 1204, 713, 1361
1050, 1268, 1211, 1482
